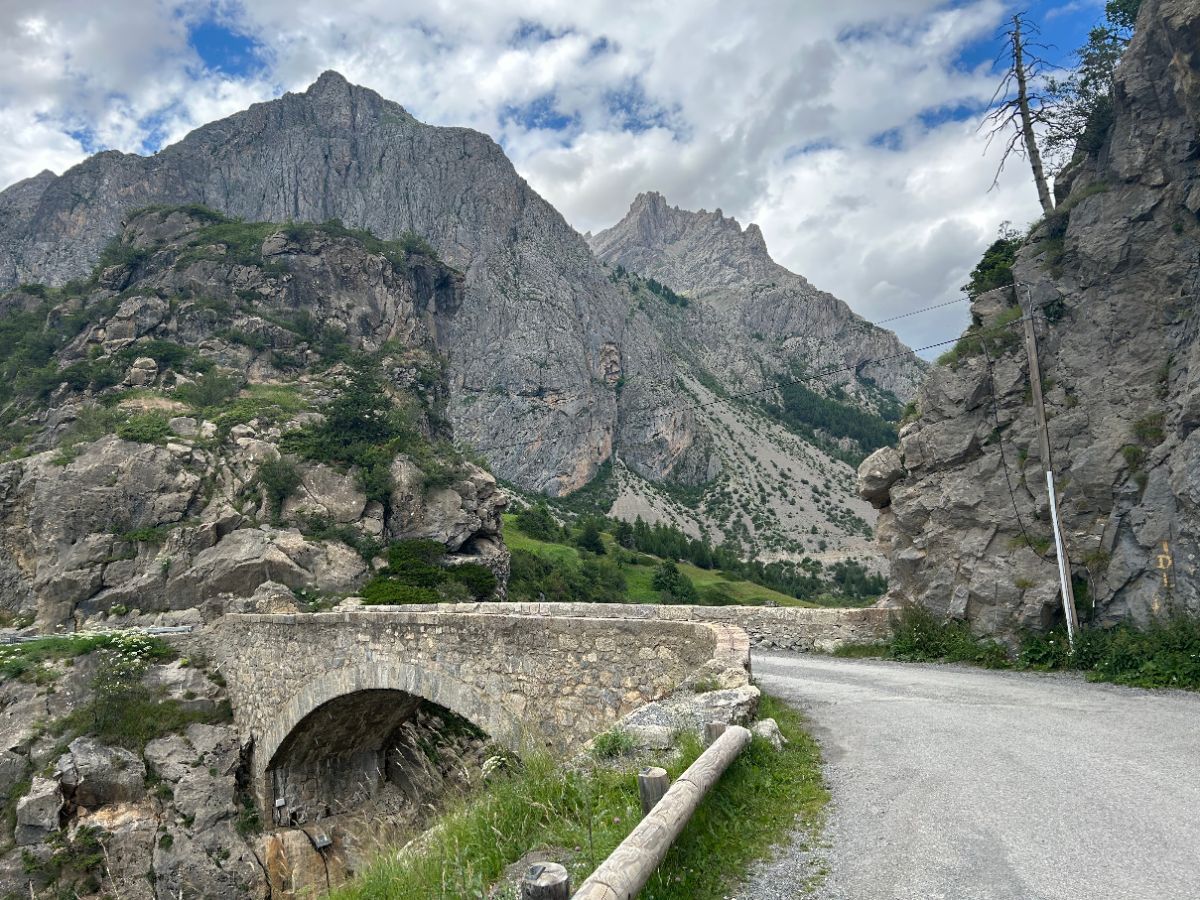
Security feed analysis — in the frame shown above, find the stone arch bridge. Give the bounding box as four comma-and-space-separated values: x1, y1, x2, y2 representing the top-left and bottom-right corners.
208, 609, 748, 821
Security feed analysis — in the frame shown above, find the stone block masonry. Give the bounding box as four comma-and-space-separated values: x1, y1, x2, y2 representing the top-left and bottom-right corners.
396, 602, 894, 652
207, 610, 742, 815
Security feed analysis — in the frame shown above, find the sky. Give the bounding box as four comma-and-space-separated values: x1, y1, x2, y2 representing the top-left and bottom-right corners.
0, 0, 1109, 355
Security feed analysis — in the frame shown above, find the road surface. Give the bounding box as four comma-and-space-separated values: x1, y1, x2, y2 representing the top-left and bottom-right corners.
739, 653, 1200, 900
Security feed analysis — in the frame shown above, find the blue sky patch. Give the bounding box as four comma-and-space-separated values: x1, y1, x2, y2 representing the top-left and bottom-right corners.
784, 139, 839, 160
136, 106, 179, 155
510, 20, 573, 47
869, 127, 904, 151
501, 93, 578, 132
188, 19, 265, 77
605, 80, 678, 136
951, 0, 1105, 74
917, 101, 982, 130
67, 126, 101, 155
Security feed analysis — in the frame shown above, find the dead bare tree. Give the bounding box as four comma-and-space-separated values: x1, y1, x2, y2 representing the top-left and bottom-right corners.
981, 13, 1056, 215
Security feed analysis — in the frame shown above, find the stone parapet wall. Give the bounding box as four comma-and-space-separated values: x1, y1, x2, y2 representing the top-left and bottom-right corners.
393, 603, 893, 652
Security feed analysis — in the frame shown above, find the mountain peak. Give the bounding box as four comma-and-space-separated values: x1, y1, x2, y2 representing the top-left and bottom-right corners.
593, 192, 773, 275
630, 190, 669, 210
307, 70, 353, 97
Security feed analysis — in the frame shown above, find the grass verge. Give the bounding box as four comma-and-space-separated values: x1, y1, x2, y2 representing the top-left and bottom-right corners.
0, 632, 170, 683
835, 605, 1200, 690
328, 693, 826, 900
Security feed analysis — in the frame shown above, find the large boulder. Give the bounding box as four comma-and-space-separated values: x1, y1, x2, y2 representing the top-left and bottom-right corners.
0, 435, 204, 626
282, 463, 367, 524
387, 457, 507, 550
57, 737, 146, 810
858, 446, 905, 509
14, 776, 62, 846
74, 804, 158, 900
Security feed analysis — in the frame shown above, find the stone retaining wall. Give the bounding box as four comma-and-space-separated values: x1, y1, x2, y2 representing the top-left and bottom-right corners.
394, 602, 893, 651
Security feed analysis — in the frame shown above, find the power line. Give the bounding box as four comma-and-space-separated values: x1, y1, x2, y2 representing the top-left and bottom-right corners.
617, 294, 967, 399
872, 296, 969, 325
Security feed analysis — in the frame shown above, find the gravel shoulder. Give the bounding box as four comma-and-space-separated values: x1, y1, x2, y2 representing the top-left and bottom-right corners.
737, 653, 1200, 900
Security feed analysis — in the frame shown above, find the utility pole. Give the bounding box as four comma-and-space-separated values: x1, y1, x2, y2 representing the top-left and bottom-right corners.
1021, 286, 1080, 648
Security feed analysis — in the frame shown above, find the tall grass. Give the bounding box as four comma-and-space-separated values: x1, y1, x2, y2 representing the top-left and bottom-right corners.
329, 694, 825, 900
837, 605, 1200, 691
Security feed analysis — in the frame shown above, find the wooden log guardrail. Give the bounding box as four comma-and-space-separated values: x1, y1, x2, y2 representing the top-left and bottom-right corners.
569, 724, 753, 900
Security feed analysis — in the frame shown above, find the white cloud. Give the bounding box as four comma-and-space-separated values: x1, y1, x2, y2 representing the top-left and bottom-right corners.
0, 0, 1053, 355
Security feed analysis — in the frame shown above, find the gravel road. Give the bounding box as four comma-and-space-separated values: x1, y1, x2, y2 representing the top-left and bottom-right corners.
736, 653, 1200, 900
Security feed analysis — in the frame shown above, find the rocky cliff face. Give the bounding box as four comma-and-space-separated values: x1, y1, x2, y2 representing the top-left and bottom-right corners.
0, 208, 506, 629
584, 193, 924, 559
0, 72, 693, 497
859, 0, 1200, 637
589, 192, 926, 403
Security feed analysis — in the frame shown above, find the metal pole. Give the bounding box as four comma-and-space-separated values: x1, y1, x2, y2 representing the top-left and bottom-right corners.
1021, 286, 1079, 648
1045, 471, 1078, 648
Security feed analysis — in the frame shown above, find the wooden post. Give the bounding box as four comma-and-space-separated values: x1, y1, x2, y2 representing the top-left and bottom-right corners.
1021, 288, 1080, 648
573, 726, 752, 900
521, 862, 570, 900
638, 767, 670, 816
704, 721, 727, 746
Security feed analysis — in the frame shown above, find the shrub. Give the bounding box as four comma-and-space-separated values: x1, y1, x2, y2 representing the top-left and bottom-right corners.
50, 633, 226, 750
962, 229, 1022, 300
398, 230, 438, 259
1121, 444, 1146, 472
56, 405, 127, 454
116, 413, 171, 444
258, 457, 302, 522
1132, 412, 1165, 446
590, 729, 635, 759
507, 550, 627, 604
360, 579, 440, 605
937, 305, 1023, 367
279, 359, 423, 504
121, 525, 170, 544
575, 519, 607, 555
889, 605, 1011, 668
300, 514, 383, 561
446, 563, 498, 601
174, 371, 242, 409
1017, 615, 1200, 689
383, 538, 448, 587
125, 339, 209, 373
387, 538, 447, 569
435, 580, 476, 603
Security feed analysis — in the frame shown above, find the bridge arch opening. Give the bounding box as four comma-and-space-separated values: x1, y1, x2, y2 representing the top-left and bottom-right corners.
267, 690, 491, 826
254, 663, 524, 825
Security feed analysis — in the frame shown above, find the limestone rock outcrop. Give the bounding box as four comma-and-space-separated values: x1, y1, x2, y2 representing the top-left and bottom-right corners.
590, 192, 926, 402
863, 0, 1200, 637
0, 208, 508, 627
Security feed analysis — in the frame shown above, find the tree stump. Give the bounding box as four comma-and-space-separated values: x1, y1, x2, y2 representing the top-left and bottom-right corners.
522, 862, 570, 899
638, 767, 670, 816
704, 721, 728, 746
